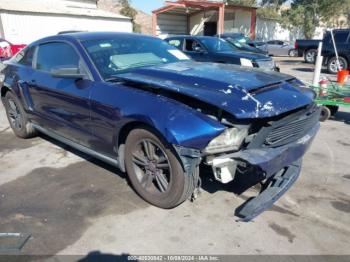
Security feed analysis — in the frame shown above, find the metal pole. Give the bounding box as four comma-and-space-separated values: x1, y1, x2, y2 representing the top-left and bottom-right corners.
330, 29, 341, 71
313, 41, 323, 86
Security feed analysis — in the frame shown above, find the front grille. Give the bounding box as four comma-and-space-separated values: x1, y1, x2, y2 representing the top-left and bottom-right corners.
264, 106, 320, 147
247, 105, 321, 149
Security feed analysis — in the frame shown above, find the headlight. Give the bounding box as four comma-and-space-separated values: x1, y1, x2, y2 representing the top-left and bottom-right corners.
204, 127, 248, 154
240, 58, 254, 67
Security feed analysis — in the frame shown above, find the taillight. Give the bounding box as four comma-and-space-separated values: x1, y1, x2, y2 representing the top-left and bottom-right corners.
295, 41, 298, 49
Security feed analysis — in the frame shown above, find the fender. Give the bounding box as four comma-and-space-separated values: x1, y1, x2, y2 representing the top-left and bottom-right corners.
90, 82, 226, 152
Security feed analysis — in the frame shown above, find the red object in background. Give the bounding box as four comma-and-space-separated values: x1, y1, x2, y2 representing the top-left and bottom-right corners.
337, 69, 349, 85
343, 97, 350, 103
318, 79, 329, 97
0, 38, 26, 59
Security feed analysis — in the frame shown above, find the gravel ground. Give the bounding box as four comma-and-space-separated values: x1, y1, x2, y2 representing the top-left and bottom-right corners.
0, 57, 349, 257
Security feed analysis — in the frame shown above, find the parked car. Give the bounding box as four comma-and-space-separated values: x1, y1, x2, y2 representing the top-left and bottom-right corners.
165, 36, 278, 71
0, 38, 26, 60
296, 29, 350, 73
295, 39, 322, 63
218, 33, 268, 55
0, 32, 320, 221
266, 40, 297, 57
321, 29, 350, 74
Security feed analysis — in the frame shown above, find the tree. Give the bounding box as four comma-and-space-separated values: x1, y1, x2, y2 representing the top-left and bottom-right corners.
261, 0, 288, 12
119, 0, 141, 33
281, 0, 350, 39
224, 0, 257, 7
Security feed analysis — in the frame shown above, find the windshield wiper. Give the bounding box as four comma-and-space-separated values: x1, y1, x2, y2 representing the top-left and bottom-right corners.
105, 76, 126, 83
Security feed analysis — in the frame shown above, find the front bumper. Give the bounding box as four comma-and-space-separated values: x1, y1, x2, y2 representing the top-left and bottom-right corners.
210, 123, 319, 181
208, 122, 319, 221
235, 159, 302, 221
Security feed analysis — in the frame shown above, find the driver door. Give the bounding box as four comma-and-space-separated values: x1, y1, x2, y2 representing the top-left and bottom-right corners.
28, 41, 94, 146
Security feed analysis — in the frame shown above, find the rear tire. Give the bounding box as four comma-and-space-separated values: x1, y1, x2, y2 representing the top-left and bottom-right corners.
304, 49, 317, 64
4, 91, 37, 138
320, 106, 331, 122
289, 49, 297, 57
124, 128, 197, 209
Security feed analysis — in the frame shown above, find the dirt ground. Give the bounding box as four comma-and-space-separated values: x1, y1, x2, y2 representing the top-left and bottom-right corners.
0, 57, 349, 257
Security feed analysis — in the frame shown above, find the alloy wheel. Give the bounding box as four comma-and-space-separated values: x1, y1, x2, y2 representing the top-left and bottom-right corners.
329, 59, 345, 74
306, 51, 316, 63
7, 99, 23, 130
131, 139, 172, 194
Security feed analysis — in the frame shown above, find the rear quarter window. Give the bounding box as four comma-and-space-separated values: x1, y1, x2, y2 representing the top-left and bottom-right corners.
13, 46, 35, 67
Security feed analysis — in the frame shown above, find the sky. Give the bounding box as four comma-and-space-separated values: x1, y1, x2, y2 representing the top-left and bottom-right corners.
131, 0, 165, 14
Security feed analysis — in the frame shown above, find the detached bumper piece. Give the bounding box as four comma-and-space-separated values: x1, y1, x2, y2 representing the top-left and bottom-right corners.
235, 160, 301, 222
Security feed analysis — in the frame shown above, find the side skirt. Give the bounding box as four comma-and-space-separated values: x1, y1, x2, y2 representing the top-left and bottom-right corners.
32, 124, 121, 169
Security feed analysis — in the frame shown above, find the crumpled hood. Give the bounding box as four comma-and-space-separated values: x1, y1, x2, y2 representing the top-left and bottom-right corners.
118, 61, 313, 119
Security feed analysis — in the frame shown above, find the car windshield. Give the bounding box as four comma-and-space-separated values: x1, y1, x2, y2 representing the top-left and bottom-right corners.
200, 38, 236, 52
224, 37, 250, 49
81, 35, 190, 80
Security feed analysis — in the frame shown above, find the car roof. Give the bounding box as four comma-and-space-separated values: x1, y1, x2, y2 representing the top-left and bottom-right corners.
220, 33, 244, 37
30, 32, 157, 45
166, 35, 220, 41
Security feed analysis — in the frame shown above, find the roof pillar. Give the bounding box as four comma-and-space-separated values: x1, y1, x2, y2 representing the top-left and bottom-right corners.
250, 9, 256, 40
152, 12, 157, 36
217, 3, 225, 36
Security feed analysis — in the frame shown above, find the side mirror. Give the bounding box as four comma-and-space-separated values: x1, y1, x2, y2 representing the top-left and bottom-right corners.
51, 66, 86, 79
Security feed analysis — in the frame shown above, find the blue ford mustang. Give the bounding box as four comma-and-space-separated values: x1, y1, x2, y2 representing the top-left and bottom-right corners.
0, 32, 320, 221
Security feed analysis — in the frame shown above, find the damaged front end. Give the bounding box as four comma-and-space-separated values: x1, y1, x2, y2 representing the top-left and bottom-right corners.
114, 66, 320, 221
203, 104, 321, 221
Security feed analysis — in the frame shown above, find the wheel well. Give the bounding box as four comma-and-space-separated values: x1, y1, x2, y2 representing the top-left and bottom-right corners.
304, 48, 316, 55
337, 55, 348, 64
328, 55, 349, 66
1, 86, 10, 98
117, 121, 149, 148
117, 121, 169, 172
116, 121, 183, 173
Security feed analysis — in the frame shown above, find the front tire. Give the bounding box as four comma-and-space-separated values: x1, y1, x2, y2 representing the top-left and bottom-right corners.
4, 92, 37, 138
327, 56, 348, 74
124, 128, 197, 209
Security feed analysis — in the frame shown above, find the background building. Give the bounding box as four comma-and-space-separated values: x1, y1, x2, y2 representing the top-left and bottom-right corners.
152, 0, 257, 39
0, 0, 132, 44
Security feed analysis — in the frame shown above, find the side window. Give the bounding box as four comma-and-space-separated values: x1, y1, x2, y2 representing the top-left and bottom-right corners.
168, 39, 182, 49
15, 46, 36, 66
185, 39, 202, 52
334, 32, 349, 43
36, 42, 82, 72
